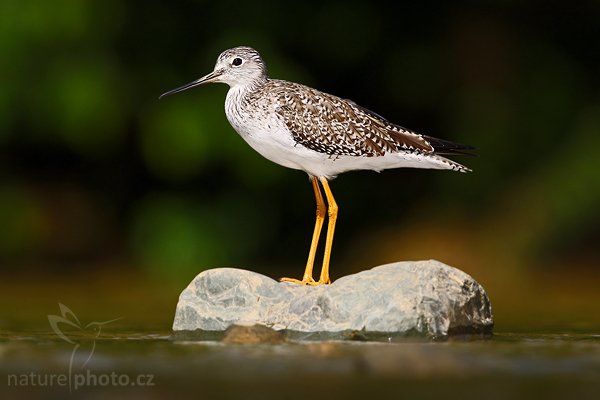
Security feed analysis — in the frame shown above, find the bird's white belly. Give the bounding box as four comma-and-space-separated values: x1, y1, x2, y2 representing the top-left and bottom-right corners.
230, 114, 314, 171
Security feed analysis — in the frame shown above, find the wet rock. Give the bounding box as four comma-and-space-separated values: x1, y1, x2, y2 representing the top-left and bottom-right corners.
172, 260, 493, 338
222, 324, 286, 344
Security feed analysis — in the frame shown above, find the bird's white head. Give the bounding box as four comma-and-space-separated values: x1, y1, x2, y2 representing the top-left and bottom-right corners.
159, 46, 267, 98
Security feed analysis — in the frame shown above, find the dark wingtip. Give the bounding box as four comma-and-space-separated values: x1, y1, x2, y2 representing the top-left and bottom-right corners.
438, 148, 478, 157
424, 135, 477, 157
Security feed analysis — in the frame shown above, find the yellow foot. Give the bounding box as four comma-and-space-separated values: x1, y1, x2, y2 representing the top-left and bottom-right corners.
279, 277, 328, 286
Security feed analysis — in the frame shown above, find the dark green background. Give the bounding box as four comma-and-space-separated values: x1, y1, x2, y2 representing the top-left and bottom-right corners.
1, 0, 599, 330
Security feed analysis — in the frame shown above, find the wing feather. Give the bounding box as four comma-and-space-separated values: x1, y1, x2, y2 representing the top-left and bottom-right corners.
269, 80, 470, 158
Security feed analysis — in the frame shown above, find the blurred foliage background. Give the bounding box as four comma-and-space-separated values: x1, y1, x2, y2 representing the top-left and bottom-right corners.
0, 0, 599, 329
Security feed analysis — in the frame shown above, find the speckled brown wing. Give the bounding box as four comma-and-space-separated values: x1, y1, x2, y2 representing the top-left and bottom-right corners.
270, 80, 434, 157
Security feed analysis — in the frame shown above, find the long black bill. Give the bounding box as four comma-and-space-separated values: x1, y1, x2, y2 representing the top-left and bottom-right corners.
159, 71, 221, 99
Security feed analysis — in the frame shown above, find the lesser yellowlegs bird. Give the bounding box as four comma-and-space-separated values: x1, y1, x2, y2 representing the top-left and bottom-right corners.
160, 46, 473, 286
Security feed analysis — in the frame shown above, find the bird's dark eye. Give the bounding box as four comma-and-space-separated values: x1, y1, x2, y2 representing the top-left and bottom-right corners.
232, 57, 243, 66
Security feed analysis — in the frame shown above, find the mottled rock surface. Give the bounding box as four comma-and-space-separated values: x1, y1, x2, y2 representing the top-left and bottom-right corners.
173, 260, 493, 338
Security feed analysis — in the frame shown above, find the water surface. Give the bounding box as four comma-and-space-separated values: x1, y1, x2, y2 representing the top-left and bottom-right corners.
1, 328, 598, 400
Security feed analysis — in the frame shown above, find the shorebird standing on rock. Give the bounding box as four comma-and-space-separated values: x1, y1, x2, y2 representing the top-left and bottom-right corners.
160, 46, 474, 286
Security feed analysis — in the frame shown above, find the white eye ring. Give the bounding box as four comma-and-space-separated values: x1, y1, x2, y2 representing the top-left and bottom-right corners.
232, 57, 243, 67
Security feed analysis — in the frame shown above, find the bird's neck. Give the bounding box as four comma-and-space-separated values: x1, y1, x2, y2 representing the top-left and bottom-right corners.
225, 79, 268, 131
230, 76, 268, 94
226, 78, 267, 109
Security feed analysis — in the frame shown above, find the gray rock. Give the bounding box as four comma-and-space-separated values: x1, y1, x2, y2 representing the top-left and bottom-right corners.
172, 260, 493, 338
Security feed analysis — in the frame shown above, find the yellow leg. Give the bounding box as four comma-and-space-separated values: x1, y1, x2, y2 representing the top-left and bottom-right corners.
318, 177, 337, 284
280, 176, 326, 285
